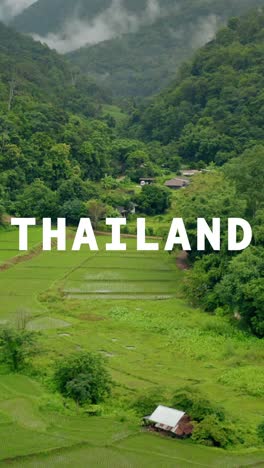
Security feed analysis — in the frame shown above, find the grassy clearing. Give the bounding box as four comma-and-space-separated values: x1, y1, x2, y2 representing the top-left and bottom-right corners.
0, 229, 263, 465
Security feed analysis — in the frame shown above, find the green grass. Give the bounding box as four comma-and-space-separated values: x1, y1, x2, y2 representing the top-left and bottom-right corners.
0, 228, 263, 465
102, 104, 128, 126
0, 227, 42, 265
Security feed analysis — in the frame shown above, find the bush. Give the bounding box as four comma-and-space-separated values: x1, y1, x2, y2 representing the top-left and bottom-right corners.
0, 327, 38, 372
257, 421, 264, 442
172, 387, 225, 422
131, 388, 164, 417
54, 352, 112, 406
59, 199, 86, 225
136, 185, 171, 216
192, 415, 239, 448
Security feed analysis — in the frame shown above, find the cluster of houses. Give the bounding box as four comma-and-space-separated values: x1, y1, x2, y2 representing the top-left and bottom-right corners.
140, 169, 200, 190
117, 170, 200, 217
144, 405, 193, 438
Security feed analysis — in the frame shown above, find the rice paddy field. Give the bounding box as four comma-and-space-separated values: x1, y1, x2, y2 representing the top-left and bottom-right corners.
0, 227, 263, 466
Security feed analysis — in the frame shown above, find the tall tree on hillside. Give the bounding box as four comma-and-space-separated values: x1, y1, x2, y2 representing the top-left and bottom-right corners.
224, 146, 264, 217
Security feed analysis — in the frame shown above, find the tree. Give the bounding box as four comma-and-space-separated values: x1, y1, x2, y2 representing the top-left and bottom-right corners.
15, 179, 57, 219
131, 388, 164, 417
86, 199, 107, 229
216, 247, 264, 337
0, 200, 5, 225
57, 177, 98, 204
224, 146, 264, 217
172, 387, 224, 423
44, 144, 72, 190
54, 352, 112, 405
59, 199, 86, 225
0, 327, 38, 372
8, 76, 17, 112
192, 415, 238, 448
136, 185, 171, 216
178, 119, 234, 164
257, 421, 264, 442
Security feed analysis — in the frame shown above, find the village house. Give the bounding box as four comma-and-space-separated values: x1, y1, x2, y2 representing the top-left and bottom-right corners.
144, 405, 193, 438
165, 178, 190, 190
117, 203, 137, 217
139, 177, 156, 186
181, 169, 201, 177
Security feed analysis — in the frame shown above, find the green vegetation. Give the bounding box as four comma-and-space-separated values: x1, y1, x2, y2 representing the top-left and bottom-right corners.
126, 10, 264, 337
0, 4, 263, 465
0, 23, 165, 221
11, 0, 264, 97
54, 352, 112, 405
0, 327, 38, 372
136, 185, 171, 216
133, 10, 264, 154
0, 230, 263, 465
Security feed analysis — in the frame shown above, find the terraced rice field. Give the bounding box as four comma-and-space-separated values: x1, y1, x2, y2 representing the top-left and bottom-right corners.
63, 250, 180, 300
0, 228, 263, 466
0, 230, 181, 323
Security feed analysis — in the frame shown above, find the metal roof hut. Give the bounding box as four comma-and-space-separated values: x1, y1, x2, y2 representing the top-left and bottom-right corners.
140, 177, 156, 186
181, 169, 201, 177
144, 405, 193, 438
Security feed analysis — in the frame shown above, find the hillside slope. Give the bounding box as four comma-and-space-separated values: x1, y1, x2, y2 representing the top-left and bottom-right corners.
130, 9, 264, 163
0, 21, 110, 114
0, 21, 115, 220
11, 0, 164, 36
11, 0, 264, 97
68, 0, 264, 97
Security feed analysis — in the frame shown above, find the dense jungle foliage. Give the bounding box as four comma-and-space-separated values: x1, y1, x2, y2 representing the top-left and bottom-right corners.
12, 0, 264, 97
125, 10, 264, 337
0, 10, 263, 337
131, 11, 264, 157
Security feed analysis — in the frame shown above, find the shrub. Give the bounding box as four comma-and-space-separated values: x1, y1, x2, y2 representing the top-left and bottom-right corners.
257, 421, 264, 442
131, 388, 164, 417
54, 352, 112, 406
136, 185, 171, 216
172, 387, 225, 422
192, 415, 238, 448
0, 327, 38, 372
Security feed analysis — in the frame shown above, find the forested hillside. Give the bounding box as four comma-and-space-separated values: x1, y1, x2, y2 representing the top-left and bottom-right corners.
12, 0, 264, 97
131, 10, 264, 163
0, 21, 164, 224
0, 8, 263, 463
1, 10, 264, 339
0, 21, 112, 218
11, 0, 158, 35
0, 20, 110, 112
68, 0, 264, 97
127, 10, 264, 337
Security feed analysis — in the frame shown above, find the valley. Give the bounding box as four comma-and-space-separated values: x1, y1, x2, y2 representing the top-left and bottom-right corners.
0, 228, 263, 464
0, 3, 263, 466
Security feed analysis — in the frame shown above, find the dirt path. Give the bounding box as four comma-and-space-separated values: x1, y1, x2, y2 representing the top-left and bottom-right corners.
0, 244, 44, 272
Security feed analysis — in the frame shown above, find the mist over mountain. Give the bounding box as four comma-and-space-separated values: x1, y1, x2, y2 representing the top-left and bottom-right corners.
11, 0, 264, 96
0, 0, 35, 21
67, 0, 263, 97
12, 0, 177, 53
32, 0, 167, 54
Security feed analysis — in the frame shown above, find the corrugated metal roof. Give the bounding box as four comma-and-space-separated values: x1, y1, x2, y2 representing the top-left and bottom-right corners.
147, 405, 185, 428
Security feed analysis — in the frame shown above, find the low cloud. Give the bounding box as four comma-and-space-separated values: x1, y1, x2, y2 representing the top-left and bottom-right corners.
191, 14, 219, 48
32, 0, 164, 53
0, 0, 35, 21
